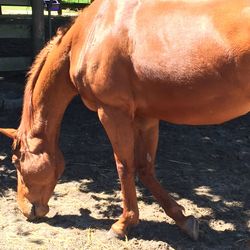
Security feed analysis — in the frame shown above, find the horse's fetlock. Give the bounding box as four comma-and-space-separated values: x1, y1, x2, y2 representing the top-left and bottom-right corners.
124, 210, 139, 225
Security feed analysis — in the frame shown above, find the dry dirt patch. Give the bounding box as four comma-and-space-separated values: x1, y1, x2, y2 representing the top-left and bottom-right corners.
0, 77, 249, 249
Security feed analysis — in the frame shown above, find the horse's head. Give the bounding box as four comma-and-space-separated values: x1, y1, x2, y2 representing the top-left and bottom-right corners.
0, 128, 64, 220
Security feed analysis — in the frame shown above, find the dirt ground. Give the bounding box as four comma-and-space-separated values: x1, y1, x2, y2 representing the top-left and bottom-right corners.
0, 74, 249, 250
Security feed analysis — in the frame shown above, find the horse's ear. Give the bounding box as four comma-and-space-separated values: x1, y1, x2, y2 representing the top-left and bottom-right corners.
0, 128, 17, 139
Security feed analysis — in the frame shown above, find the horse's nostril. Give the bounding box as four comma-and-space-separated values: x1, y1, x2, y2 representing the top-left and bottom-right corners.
19, 199, 49, 221
27, 204, 36, 221
31, 204, 36, 217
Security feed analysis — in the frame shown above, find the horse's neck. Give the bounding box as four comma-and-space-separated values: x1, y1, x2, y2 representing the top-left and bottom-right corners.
20, 38, 77, 147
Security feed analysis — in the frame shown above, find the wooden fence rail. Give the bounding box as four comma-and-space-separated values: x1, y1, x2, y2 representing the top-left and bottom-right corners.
0, 0, 30, 5
0, 15, 32, 71
0, 15, 71, 72
0, 0, 80, 72
0, 0, 44, 72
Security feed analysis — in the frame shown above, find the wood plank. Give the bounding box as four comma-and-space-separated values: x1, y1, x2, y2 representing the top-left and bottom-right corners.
0, 57, 31, 71
0, 38, 32, 57
0, 15, 32, 25
0, 24, 31, 38
0, 0, 30, 6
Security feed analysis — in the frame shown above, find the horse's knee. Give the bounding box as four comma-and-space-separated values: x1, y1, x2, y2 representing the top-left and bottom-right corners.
116, 161, 135, 179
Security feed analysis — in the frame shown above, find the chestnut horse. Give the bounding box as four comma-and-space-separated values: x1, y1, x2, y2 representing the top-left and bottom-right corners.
1, 0, 250, 241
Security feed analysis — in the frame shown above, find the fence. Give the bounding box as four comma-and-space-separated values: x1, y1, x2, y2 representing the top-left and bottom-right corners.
0, 15, 72, 72
0, 0, 91, 72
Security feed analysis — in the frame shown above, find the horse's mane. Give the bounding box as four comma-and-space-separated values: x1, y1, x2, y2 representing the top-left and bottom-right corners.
18, 24, 73, 135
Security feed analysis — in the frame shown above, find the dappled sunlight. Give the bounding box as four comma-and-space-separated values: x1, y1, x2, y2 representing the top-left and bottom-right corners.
0, 160, 17, 196
209, 219, 236, 232
1, 96, 249, 248
223, 200, 244, 208
194, 185, 221, 202
178, 198, 213, 218
193, 185, 245, 218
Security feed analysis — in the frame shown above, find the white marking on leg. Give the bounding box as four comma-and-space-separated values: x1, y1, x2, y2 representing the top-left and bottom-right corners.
147, 153, 152, 163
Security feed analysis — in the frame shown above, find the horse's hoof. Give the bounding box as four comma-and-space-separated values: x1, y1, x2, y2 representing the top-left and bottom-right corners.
107, 228, 125, 240
181, 216, 199, 241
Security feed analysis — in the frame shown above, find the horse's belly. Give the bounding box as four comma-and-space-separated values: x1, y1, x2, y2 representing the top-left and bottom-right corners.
135, 76, 250, 125
137, 88, 250, 125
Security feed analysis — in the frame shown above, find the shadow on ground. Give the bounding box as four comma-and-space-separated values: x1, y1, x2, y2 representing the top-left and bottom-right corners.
35, 207, 249, 249
0, 74, 249, 248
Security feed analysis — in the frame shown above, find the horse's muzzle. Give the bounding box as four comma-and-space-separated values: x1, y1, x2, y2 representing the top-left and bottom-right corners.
20, 202, 49, 221
33, 204, 50, 218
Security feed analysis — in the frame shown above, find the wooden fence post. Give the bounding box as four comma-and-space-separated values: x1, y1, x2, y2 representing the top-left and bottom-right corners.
31, 0, 45, 56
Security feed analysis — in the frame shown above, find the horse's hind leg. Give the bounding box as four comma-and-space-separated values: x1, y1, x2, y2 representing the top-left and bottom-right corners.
135, 117, 199, 240
98, 106, 139, 238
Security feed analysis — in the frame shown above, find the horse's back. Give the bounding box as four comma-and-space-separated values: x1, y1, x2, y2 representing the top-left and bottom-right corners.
72, 0, 250, 125
128, 0, 250, 124
130, 1, 250, 82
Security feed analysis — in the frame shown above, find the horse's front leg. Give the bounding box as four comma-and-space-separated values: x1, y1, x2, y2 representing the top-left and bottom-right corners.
98, 106, 139, 238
